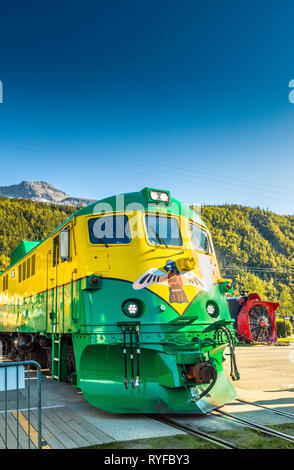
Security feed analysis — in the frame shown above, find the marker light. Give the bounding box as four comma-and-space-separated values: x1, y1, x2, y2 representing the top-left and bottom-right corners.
91, 276, 99, 285
84, 274, 102, 290
218, 279, 233, 294
149, 190, 170, 203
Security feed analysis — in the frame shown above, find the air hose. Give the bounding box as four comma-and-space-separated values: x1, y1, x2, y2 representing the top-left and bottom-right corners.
129, 327, 135, 388
220, 326, 240, 381
191, 325, 240, 403
134, 326, 140, 388
122, 327, 128, 389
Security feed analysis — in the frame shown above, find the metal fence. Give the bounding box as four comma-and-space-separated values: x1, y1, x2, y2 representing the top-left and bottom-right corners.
0, 361, 45, 449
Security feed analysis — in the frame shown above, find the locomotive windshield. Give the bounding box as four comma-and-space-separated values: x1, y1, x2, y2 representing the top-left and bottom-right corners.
145, 214, 182, 246
190, 222, 212, 254
88, 215, 131, 245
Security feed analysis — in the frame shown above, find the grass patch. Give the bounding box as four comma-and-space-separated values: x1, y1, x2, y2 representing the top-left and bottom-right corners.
87, 434, 217, 450
214, 426, 294, 449
269, 422, 294, 437
87, 422, 294, 450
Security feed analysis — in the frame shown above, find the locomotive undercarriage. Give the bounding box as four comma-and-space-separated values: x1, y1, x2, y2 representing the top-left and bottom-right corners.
0, 333, 76, 382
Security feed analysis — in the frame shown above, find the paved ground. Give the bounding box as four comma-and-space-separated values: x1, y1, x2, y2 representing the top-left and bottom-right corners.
225, 344, 294, 392
221, 344, 294, 426
224, 344, 294, 410
1, 344, 294, 448
0, 361, 184, 449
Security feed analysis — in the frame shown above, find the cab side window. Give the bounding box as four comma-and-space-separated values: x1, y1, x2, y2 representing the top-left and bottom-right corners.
2, 274, 8, 291
53, 236, 60, 267
190, 222, 212, 254
22, 262, 26, 281
31, 254, 36, 275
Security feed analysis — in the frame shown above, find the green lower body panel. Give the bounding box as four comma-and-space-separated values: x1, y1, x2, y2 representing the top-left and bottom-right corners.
78, 342, 236, 414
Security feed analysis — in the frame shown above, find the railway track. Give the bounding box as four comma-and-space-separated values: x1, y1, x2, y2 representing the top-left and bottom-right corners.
211, 409, 294, 444
150, 415, 241, 449
151, 399, 294, 449
236, 398, 294, 421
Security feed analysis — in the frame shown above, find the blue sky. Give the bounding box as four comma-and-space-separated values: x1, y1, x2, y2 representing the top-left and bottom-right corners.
1, 0, 294, 213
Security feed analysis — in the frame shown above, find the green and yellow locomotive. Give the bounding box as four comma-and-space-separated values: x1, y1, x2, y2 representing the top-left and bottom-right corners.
0, 188, 239, 413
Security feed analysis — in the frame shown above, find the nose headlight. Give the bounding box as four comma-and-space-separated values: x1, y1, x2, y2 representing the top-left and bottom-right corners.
122, 299, 143, 318
206, 301, 219, 318
127, 303, 139, 315
207, 304, 215, 315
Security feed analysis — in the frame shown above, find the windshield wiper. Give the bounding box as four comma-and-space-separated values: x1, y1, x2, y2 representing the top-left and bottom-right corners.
151, 227, 167, 247
96, 237, 109, 248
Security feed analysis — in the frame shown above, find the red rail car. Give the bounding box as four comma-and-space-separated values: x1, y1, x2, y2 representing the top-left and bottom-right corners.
227, 292, 279, 343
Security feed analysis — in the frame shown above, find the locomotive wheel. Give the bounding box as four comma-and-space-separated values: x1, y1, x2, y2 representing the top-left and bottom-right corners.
67, 346, 76, 383
249, 305, 273, 342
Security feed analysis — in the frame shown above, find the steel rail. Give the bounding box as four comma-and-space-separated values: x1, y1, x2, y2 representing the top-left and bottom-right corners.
212, 409, 294, 444
236, 399, 294, 421
150, 415, 241, 449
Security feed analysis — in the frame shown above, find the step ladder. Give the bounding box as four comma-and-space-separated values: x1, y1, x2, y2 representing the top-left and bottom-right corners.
51, 334, 67, 382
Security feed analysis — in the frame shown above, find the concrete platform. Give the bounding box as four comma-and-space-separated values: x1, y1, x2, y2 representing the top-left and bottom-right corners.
0, 366, 185, 449
1, 344, 294, 448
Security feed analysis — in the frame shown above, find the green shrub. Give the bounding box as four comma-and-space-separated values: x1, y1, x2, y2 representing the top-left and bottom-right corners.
276, 318, 293, 338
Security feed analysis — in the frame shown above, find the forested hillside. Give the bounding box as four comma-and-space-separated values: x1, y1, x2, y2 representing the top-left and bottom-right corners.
0, 197, 76, 269
201, 205, 294, 317
0, 197, 293, 317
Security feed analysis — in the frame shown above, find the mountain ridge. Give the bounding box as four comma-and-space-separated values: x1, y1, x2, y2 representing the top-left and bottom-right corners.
0, 181, 94, 206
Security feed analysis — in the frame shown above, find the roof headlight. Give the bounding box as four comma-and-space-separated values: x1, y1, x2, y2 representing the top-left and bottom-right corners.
149, 190, 170, 203
150, 190, 160, 201
159, 192, 169, 202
